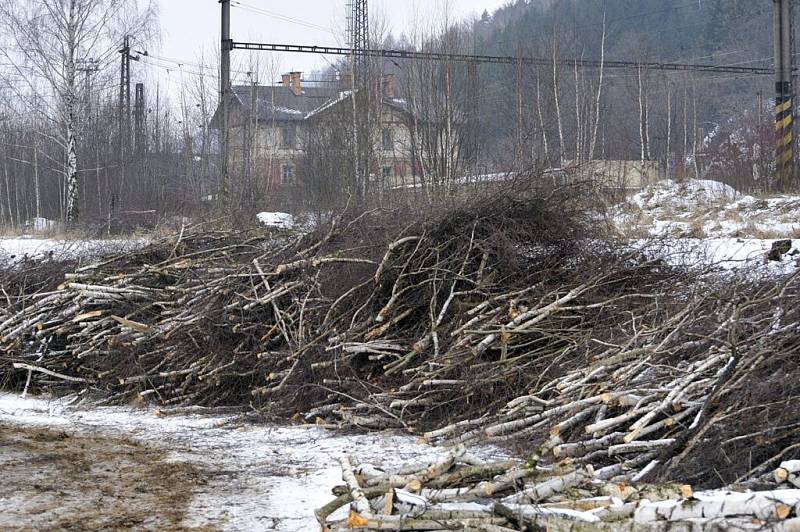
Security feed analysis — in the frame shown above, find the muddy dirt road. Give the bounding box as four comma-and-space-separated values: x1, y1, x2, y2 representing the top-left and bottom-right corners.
0, 423, 208, 531
0, 395, 499, 531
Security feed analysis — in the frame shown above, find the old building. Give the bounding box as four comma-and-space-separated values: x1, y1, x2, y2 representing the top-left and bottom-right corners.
213, 72, 417, 198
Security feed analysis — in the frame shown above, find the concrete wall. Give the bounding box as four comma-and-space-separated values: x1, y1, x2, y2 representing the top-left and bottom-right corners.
561, 159, 662, 189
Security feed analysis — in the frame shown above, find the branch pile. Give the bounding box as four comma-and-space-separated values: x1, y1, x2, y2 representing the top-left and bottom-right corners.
320, 451, 800, 531
1, 185, 799, 489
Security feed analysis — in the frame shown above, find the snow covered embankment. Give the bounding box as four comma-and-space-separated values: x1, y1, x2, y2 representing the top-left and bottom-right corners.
0, 237, 145, 264
616, 179, 800, 274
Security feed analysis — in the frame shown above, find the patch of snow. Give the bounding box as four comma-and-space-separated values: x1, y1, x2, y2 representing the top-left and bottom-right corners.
630, 179, 739, 213
0, 238, 144, 264
617, 179, 800, 241
272, 106, 304, 115
305, 91, 353, 119
0, 394, 505, 531
636, 238, 800, 276
256, 212, 296, 229
650, 220, 692, 237
701, 220, 745, 238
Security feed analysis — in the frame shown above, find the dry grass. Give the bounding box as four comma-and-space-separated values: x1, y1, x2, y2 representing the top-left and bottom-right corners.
686, 218, 707, 238
0, 423, 210, 530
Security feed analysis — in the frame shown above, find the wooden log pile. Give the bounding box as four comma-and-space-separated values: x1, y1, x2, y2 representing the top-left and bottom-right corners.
1, 187, 799, 490
320, 451, 800, 531
416, 268, 800, 487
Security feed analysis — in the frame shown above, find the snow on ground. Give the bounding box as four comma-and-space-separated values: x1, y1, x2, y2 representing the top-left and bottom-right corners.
0, 394, 504, 531
635, 237, 800, 276
0, 236, 144, 264
617, 179, 800, 275
257, 212, 296, 229
617, 179, 800, 239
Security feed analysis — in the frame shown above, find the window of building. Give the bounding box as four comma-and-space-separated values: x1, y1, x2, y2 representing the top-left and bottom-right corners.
281, 164, 295, 184
381, 128, 393, 150
281, 125, 297, 149
382, 166, 392, 178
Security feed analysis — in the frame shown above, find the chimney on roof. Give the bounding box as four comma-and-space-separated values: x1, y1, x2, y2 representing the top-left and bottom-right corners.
382, 73, 396, 99
289, 71, 302, 96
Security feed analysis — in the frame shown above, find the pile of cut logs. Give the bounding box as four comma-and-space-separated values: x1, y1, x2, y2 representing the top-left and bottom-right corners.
321, 451, 800, 531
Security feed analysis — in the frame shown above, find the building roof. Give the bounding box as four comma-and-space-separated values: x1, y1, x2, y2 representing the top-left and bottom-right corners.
230, 85, 334, 122
212, 83, 410, 128
304, 90, 410, 120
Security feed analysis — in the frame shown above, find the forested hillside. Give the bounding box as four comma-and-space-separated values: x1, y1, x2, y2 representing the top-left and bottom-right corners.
480, 0, 770, 59
460, 0, 774, 182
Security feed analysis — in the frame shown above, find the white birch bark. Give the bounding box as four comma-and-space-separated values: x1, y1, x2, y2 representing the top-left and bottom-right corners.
666, 81, 672, 179
638, 65, 646, 164
634, 491, 800, 523
692, 80, 700, 179
535, 70, 550, 162
683, 79, 688, 179
340, 455, 373, 517
588, 7, 606, 162
553, 35, 565, 164
645, 79, 652, 161
63, 0, 80, 223
574, 59, 582, 162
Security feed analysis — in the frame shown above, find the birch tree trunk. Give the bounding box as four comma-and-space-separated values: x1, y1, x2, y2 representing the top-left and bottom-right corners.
638, 66, 646, 164
574, 59, 582, 163
517, 57, 524, 163
683, 79, 688, 180
553, 36, 565, 165
692, 80, 700, 179
33, 141, 41, 219
588, 7, 606, 162
536, 70, 550, 163
64, 0, 80, 223
3, 160, 15, 228
644, 80, 651, 161
666, 81, 672, 179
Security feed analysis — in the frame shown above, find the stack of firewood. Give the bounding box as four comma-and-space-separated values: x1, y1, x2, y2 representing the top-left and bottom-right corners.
321, 450, 800, 531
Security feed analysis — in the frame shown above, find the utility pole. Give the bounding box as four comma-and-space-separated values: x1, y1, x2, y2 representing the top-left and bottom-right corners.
348, 0, 369, 88
119, 35, 131, 202
134, 83, 145, 156
347, 0, 369, 202
117, 35, 140, 215
774, 0, 794, 190
219, 0, 232, 206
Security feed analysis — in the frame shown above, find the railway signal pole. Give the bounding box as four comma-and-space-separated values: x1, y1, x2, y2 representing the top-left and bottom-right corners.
774, 0, 794, 190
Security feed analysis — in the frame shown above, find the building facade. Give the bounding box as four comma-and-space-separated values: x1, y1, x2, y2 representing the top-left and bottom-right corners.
214, 72, 417, 197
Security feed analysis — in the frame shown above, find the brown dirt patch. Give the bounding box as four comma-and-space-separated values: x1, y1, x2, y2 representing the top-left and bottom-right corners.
0, 423, 216, 531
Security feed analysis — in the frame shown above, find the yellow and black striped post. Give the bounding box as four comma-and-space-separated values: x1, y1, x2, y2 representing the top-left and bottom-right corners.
776, 91, 793, 182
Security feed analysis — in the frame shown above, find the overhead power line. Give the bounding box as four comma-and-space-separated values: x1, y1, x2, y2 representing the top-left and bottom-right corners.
230, 42, 775, 76
231, 1, 334, 35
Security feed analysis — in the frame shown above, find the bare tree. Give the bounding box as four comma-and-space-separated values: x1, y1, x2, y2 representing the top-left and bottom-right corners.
588, 6, 606, 162
0, 0, 154, 223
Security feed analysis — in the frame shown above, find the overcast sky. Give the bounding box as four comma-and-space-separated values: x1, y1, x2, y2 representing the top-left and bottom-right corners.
154, 0, 509, 86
